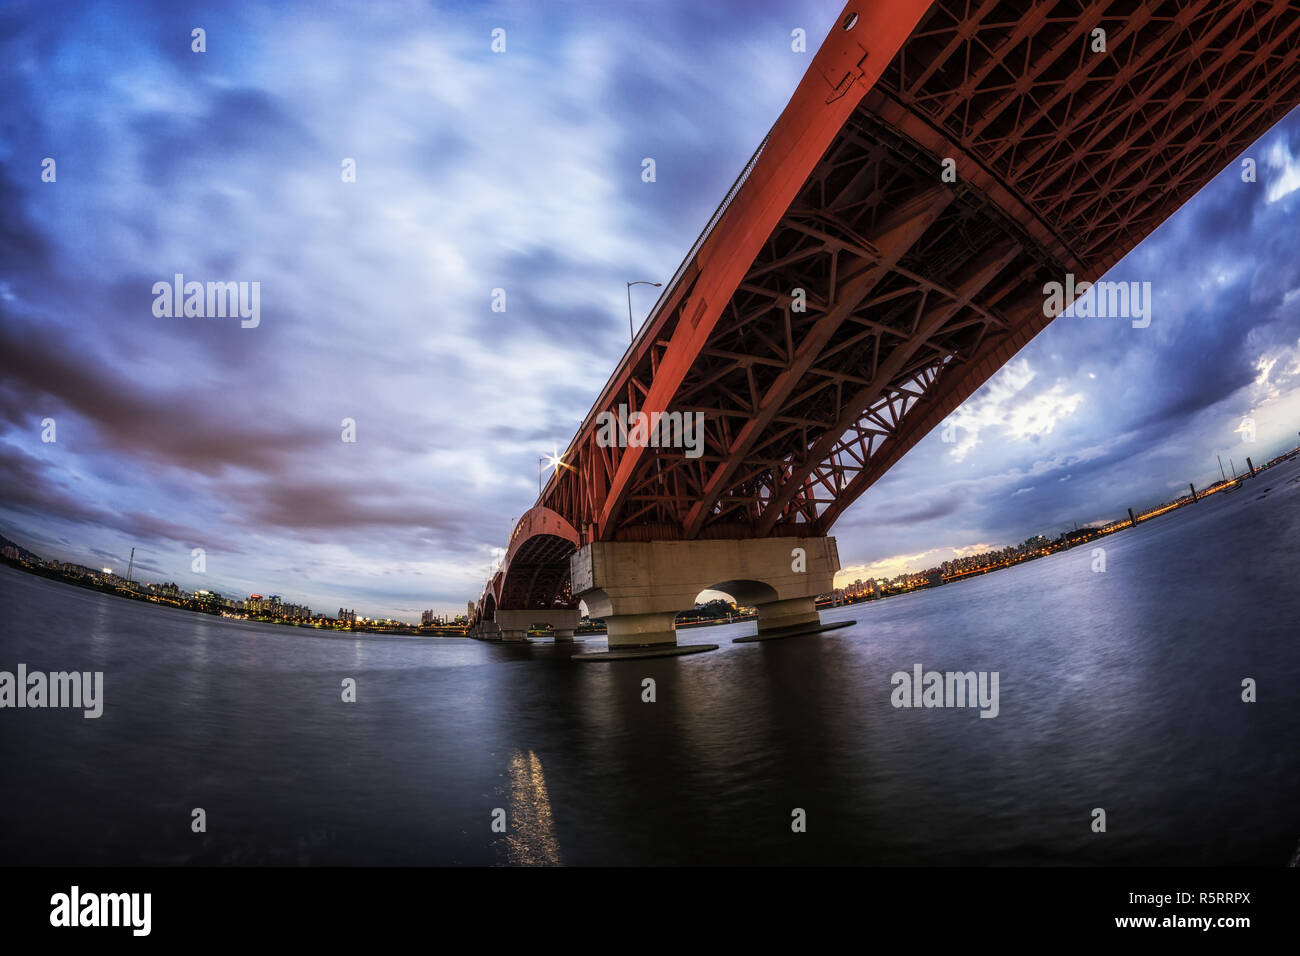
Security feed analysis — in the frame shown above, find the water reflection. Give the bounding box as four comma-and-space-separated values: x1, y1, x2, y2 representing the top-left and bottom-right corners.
502, 749, 561, 866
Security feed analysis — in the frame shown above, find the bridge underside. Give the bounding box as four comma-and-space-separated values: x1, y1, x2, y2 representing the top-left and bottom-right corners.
497, 532, 575, 611
541, 0, 1300, 545
471, 507, 581, 637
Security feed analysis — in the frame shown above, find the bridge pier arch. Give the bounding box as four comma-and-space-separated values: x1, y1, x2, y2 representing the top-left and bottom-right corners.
570, 536, 841, 654
494, 608, 582, 643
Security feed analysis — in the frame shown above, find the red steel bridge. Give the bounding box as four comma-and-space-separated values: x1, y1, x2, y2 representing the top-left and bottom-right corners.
472, 0, 1300, 650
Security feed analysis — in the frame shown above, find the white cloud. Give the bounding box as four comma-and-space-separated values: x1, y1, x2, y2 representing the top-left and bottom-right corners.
946, 359, 1084, 461
1265, 139, 1300, 203
836, 549, 945, 582
1248, 338, 1300, 405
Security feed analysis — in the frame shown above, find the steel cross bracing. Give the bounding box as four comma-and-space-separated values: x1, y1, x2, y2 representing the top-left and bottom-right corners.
542, 0, 1300, 544
480, 0, 1300, 618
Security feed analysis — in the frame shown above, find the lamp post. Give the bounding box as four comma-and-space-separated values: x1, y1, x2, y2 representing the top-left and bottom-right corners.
626, 280, 662, 341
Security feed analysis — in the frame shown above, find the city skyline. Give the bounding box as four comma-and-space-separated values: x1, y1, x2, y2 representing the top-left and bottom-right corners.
2, 0, 1300, 618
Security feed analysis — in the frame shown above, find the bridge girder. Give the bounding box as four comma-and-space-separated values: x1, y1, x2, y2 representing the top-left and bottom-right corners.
515, 0, 1300, 557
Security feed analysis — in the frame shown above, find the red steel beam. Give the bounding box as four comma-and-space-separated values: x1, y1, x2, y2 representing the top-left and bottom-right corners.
586, 0, 936, 542
503, 0, 1300, 597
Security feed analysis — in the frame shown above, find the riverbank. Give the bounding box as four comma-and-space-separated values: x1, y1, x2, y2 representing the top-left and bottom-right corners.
0, 555, 465, 638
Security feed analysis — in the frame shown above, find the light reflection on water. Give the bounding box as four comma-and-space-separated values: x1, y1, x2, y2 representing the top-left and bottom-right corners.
501, 750, 561, 866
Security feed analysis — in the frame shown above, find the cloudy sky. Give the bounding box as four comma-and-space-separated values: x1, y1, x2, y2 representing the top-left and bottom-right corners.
2, 0, 1299, 620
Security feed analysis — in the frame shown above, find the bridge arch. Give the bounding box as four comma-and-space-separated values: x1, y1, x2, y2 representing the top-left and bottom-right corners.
496, 506, 582, 610
699, 579, 781, 608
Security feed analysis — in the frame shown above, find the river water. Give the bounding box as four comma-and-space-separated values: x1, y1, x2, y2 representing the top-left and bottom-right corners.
2, 458, 1298, 866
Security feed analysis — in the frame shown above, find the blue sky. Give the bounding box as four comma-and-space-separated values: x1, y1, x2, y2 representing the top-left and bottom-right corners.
2, 0, 1299, 619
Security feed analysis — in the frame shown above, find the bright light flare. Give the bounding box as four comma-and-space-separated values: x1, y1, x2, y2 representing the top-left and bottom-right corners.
542, 443, 573, 476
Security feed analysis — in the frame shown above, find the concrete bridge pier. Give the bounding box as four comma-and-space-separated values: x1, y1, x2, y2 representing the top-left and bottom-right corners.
495, 608, 581, 643
754, 595, 821, 634
569, 537, 843, 659
600, 611, 682, 649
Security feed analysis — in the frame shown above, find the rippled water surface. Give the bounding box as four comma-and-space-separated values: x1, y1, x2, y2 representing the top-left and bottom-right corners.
2, 459, 1299, 865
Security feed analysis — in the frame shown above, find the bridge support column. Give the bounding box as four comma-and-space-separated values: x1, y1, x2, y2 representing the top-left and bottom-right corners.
603, 611, 681, 648
570, 537, 841, 656
755, 596, 821, 634
496, 608, 581, 643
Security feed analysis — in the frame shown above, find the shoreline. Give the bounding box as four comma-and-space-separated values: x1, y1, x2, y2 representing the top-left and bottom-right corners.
4, 448, 1295, 638
0, 559, 467, 638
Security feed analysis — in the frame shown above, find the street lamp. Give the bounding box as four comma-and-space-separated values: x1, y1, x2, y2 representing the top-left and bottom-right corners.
626, 280, 662, 340
538, 443, 567, 495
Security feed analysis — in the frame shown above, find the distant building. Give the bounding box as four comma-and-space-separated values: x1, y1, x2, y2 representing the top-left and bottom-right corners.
337, 608, 356, 624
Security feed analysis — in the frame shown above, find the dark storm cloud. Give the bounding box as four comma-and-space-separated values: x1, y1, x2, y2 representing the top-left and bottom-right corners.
86, 546, 169, 577
0, 169, 50, 276
0, 443, 107, 526
869, 493, 968, 527
489, 422, 570, 446
119, 511, 242, 550
0, 441, 241, 550
130, 87, 319, 189
0, 314, 324, 476
1132, 295, 1259, 431
596, 1, 830, 246
227, 475, 468, 537
488, 246, 632, 347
